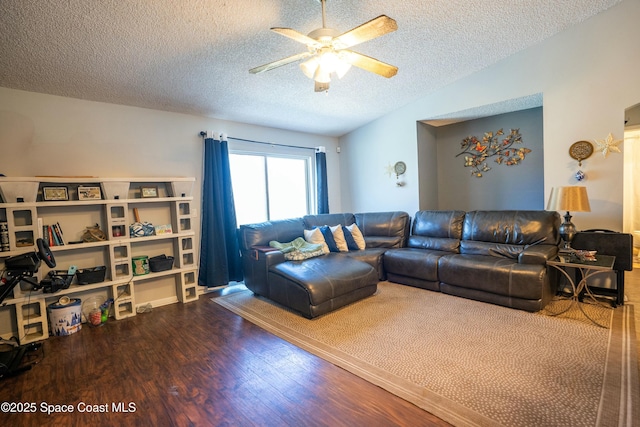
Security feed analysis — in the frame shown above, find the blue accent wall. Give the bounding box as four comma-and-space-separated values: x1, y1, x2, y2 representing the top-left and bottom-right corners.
422, 107, 544, 211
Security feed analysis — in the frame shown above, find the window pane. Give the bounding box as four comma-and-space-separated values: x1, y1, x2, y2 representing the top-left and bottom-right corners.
229, 154, 268, 225
267, 157, 308, 221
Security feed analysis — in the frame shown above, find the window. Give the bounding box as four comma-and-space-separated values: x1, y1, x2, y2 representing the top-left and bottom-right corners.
229, 144, 315, 225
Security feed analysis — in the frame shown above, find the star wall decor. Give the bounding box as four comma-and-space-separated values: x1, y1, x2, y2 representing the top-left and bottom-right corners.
384, 163, 395, 178
594, 133, 622, 157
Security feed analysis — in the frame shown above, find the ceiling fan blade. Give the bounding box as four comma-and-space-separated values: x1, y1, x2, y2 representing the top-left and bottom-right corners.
249, 52, 313, 74
341, 50, 398, 78
271, 28, 320, 47
334, 15, 398, 48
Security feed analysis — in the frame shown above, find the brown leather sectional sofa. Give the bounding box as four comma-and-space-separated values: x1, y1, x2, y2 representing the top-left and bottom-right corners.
238, 210, 560, 318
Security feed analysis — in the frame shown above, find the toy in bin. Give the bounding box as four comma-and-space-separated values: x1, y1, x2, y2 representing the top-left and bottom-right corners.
129, 208, 154, 237
82, 296, 113, 326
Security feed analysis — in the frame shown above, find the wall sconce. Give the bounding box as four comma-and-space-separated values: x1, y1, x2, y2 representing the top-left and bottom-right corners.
394, 161, 406, 186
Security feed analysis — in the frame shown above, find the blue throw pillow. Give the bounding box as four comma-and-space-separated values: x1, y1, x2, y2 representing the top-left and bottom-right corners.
319, 226, 340, 252
342, 226, 360, 251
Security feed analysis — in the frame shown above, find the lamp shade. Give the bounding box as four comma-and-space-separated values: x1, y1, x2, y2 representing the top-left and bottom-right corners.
546, 186, 591, 212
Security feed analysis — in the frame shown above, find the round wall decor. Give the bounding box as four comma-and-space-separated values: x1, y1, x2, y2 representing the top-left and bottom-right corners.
394, 161, 406, 176
569, 141, 594, 166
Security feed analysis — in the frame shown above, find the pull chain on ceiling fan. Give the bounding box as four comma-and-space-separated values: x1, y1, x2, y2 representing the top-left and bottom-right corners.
249, 0, 398, 92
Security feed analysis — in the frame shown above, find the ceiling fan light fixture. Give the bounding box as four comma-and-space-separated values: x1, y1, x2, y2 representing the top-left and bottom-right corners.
318, 50, 341, 72
334, 55, 352, 79
313, 64, 332, 84
301, 50, 350, 84
300, 57, 320, 79
250, 0, 397, 92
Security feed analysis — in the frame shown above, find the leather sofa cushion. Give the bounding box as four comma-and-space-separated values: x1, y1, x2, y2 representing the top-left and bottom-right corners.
269, 255, 377, 306
458, 240, 558, 263
363, 236, 404, 248
438, 254, 547, 300
460, 240, 525, 259
462, 210, 560, 246
238, 218, 305, 250
408, 236, 460, 253
344, 248, 388, 280
407, 210, 464, 252
355, 211, 410, 248
383, 248, 447, 282
412, 210, 466, 239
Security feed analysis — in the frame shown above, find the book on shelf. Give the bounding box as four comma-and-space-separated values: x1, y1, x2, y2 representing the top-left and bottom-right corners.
42, 224, 49, 246
53, 222, 65, 245
43, 223, 65, 246
0, 221, 9, 252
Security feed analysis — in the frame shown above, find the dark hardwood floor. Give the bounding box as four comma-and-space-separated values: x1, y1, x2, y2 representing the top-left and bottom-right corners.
0, 288, 450, 427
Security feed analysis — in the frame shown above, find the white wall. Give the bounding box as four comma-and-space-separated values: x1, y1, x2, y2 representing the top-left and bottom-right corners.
339, 0, 640, 231
0, 87, 342, 221
623, 128, 640, 244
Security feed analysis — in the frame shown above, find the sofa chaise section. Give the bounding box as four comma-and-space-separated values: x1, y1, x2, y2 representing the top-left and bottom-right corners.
268, 254, 378, 318
238, 211, 410, 318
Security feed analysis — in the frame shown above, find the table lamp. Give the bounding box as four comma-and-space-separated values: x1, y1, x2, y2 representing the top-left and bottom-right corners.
546, 186, 591, 250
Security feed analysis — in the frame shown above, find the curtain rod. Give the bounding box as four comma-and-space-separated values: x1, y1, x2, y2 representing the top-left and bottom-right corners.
199, 131, 315, 151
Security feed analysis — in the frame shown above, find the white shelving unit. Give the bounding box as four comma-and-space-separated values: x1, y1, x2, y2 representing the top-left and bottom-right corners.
0, 177, 200, 344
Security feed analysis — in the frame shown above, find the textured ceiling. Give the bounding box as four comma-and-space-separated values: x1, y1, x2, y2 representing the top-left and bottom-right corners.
0, 0, 622, 137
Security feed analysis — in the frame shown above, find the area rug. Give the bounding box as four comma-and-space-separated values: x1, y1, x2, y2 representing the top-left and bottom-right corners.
213, 282, 639, 427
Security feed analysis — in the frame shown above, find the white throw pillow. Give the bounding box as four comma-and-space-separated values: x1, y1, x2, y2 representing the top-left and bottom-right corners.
330, 224, 349, 252
346, 223, 366, 250
304, 228, 330, 254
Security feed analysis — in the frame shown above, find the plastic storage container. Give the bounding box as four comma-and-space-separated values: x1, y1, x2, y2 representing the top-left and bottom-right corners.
149, 255, 174, 272
48, 297, 82, 336
82, 295, 111, 326
77, 266, 107, 284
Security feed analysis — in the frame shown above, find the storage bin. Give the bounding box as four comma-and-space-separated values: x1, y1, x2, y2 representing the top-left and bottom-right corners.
82, 295, 111, 326
149, 255, 174, 272
48, 297, 82, 336
77, 266, 107, 285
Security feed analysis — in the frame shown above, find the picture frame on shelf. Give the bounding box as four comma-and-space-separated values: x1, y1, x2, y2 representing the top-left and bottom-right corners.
78, 186, 102, 200
43, 186, 69, 201
154, 224, 173, 235
140, 186, 158, 198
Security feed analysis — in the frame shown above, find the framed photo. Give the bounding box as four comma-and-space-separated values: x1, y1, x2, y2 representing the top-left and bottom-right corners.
43, 186, 69, 201
78, 186, 102, 200
140, 186, 158, 198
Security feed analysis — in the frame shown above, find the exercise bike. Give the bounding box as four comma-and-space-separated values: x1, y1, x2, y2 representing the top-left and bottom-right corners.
0, 238, 56, 379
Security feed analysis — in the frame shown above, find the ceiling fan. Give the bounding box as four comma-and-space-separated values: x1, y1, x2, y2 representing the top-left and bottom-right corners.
249, 0, 398, 92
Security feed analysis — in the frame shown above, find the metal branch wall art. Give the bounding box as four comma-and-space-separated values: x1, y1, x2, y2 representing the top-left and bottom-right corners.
456, 128, 530, 178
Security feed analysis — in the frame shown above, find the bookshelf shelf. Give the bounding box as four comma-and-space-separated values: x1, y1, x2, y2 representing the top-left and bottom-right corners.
0, 176, 200, 344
